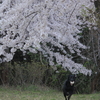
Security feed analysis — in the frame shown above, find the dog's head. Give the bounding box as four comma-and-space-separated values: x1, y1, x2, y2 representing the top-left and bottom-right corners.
68, 74, 76, 86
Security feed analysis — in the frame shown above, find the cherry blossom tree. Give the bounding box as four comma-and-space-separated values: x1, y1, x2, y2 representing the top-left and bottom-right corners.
0, 0, 96, 75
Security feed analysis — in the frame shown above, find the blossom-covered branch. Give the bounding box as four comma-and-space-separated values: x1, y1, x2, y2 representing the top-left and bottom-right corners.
0, 0, 96, 75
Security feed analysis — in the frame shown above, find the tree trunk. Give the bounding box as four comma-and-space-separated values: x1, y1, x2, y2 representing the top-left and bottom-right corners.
91, 73, 100, 92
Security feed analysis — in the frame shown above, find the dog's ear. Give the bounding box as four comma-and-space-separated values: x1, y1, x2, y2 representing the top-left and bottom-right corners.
67, 75, 71, 80
75, 74, 77, 77
74, 74, 77, 78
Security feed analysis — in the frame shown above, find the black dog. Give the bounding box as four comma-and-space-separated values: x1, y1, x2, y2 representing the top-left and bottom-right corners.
63, 74, 76, 100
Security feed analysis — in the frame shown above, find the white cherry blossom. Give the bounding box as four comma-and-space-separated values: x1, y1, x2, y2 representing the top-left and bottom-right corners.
0, 0, 96, 75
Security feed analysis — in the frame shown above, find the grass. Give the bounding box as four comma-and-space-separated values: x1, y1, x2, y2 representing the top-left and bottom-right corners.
0, 85, 99, 100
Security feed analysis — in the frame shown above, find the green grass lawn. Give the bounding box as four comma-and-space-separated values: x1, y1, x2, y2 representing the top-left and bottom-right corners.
0, 85, 99, 100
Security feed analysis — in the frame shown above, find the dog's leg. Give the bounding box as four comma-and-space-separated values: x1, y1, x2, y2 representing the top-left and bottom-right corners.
64, 95, 67, 100
64, 95, 68, 100
64, 96, 69, 100
68, 95, 71, 100
65, 97, 67, 100
63, 93, 67, 100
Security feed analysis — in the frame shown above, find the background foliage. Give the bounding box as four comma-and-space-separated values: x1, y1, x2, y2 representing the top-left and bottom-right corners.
0, 48, 100, 94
